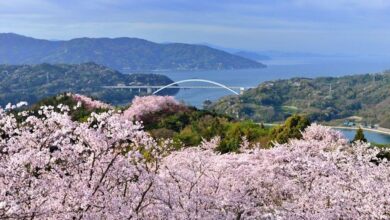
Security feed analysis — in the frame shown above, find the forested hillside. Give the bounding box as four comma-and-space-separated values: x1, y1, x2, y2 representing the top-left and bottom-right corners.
210, 71, 390, 128
0, 62, 176, 106
0, 33, 265, 71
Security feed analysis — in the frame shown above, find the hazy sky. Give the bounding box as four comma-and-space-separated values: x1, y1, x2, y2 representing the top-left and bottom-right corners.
1, 0, 390, 55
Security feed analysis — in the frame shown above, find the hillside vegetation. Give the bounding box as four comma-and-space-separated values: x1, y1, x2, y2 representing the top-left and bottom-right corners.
209, 71, 390, 128
26, 94, 273, 151
0, 62, 176, 106
2, 94, 390, 219
0, 33, 265, 71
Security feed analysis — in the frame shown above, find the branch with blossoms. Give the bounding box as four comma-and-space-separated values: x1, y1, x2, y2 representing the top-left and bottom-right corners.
123, 95, 184, 122
0, 105, 171, 219
1, 97, 390, 219
70, 93, 113, 110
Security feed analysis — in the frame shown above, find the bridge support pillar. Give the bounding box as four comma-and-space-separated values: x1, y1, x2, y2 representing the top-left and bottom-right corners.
240, 87, 245, 95
147, 87, 152, 94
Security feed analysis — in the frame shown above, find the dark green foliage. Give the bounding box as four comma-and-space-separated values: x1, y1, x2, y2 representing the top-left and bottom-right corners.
371, 143, 390, 165
149, 128, 177, 140
0, 63, 177, 106
371, 148, 390, 165
269, 115, 311, 145
216, 121, 271, 153
142, 107, 271, 153
218, 137, 241, 154
174, 127, 202, 148
210, 72, 390, 128
158, 113, 190, 131
260, 123, 265, 129
353, 128, 367, 143
0, 33, 265, 71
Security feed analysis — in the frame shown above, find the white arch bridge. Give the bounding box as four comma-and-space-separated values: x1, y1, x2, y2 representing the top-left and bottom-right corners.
102, 79, 254, 95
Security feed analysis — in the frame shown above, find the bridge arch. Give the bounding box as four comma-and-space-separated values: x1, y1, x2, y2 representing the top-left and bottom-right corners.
152, 79, 239, 95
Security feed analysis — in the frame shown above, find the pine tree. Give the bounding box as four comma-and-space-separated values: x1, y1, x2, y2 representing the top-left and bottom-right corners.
269, 114, 311, 146
353, 127, 367, 143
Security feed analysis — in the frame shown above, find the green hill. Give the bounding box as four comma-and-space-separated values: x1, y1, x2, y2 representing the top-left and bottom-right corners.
0, 33, 265, 71
0, 63, 177, 106
209, 72, 390, 128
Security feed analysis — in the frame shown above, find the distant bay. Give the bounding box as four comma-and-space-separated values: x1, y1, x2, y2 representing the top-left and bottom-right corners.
337, 128, 390, 144
150, 60, 390, 145
151, 61, 390, 107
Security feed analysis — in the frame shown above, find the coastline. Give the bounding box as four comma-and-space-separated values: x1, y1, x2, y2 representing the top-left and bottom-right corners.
263, 123, 390, 136
330, 126, 390, 136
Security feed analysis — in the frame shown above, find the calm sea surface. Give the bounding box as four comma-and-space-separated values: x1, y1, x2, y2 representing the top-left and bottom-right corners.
157, 61, 390, 107
152, 61, 390, 144
336, 129, 390, 144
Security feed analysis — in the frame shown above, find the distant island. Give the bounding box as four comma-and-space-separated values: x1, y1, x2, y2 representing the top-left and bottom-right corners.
209, 71, 390, 129
0, 33, 265, 72
0, 62, 177, 106
234, 51, 271, 61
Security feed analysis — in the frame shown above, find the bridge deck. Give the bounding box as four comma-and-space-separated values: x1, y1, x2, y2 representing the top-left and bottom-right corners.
102, 86, 254, 89
103, 79, 253, 95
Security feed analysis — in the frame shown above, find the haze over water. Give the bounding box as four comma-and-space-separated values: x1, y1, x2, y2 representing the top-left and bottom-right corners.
153, 59, 390, 144
157, 60, 390, 108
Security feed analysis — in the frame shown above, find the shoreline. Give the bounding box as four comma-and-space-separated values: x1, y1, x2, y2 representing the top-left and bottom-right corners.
329, 126, 390, 136
262, 123, 390, 136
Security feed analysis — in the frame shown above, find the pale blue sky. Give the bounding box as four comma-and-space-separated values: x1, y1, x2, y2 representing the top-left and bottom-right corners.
1, 0, 390, 55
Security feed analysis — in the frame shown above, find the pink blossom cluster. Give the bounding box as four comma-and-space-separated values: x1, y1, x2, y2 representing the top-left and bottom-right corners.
123, 95, 181, 121
4, 101, 28, 110
70, 93, 112, 110
1, 105, 390, 219
0, 107, 169, 219
154, 128, 390, 219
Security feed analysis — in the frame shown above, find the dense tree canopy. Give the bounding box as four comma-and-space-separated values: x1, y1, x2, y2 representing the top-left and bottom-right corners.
1, 95, 390, 219
269, 114, 311, 145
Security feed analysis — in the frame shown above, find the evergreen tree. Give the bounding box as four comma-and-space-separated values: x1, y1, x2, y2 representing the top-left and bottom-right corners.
269, 114, 311, 146
353, 127, 367, 143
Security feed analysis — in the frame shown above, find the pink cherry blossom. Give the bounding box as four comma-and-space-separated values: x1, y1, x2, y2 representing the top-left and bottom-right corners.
150, 126, 390, 219
123, 95, 181, 121
70, 93, 112, 110
1, 100, 390, 219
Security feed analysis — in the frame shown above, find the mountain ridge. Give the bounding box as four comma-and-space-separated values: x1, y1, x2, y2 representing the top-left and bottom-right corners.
0, 33, 265, 71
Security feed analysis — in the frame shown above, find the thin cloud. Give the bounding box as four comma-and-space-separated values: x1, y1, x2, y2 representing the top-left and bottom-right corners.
293, 0, 390, 10
0, 0, 390, 55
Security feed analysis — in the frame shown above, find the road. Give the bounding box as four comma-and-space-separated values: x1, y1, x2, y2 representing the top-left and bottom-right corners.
329, 126, 390, 136
260, 123, 390, 136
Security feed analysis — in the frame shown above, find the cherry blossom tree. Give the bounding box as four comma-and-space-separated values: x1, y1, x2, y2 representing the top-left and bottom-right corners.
150, 124, 390, 219
1, 98, 390, 219
123, 95, 182, 121
70, 93, 112, 110
0, 106, 168, 219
